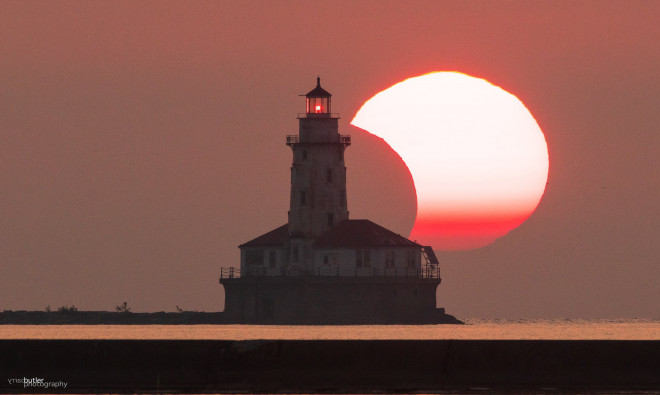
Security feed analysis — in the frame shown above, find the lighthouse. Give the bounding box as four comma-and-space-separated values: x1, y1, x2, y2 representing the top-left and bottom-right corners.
219, 78, 457, 324
287, 77, 351, 271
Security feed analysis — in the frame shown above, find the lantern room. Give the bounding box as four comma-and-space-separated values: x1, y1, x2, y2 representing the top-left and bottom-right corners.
305, 77, 332, 116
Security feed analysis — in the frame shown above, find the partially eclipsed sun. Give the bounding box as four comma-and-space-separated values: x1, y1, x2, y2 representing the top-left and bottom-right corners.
351, 72, 549, 250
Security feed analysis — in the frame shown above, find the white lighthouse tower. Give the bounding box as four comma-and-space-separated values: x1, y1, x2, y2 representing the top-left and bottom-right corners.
286, 77, 351, 270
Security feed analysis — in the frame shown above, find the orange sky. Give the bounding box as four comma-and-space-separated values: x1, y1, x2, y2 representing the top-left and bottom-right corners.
1, 1, 658, 318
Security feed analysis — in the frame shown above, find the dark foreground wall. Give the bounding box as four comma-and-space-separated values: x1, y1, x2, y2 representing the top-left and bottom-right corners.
2, 340, 658, 393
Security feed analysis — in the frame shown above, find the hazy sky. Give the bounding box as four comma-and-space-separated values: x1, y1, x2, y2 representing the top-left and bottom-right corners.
1, 1, 658, 318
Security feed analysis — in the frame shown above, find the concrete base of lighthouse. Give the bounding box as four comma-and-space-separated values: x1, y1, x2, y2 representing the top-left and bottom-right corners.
219, 277, 461, 324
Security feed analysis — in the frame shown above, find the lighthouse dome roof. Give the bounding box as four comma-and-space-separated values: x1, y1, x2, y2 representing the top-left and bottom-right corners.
305, 77, 331, 98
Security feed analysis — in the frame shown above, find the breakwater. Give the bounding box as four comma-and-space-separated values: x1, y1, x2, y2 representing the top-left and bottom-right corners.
0, 311, 228, 325
0, 310, 462, 325
2, 339, 658, 393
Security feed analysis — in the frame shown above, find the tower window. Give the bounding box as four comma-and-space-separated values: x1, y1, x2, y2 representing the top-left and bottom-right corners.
407, 250, 416, 268
300, 191, 306, 206
292, 246, 299, 263
327, 212, 334, 227
385, 250, 395, 269
326, 169, 333, 183
356, 249, 371, 268
269, 251, 277, 268
246, 250, 264, 266
302, 149, 307, 160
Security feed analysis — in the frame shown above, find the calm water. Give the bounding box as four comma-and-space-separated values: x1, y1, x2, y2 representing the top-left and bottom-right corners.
1, 319, 658, 340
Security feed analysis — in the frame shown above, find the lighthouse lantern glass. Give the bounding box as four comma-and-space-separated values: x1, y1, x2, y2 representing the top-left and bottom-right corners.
307, 97, 330, 114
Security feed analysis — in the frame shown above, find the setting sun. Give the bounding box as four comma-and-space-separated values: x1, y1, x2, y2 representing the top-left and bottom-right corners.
351, 72, 549, 250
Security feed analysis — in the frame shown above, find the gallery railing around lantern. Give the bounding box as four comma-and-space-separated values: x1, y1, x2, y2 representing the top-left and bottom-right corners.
220, 265, 440, 280
297, 113, 340, 119
286, 134, 351, 149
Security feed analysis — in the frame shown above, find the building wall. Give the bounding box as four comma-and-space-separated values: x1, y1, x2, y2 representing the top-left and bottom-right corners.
241, 246, 424, 277
240, 247, 287, 276
220, 277, 442, 324
312, 247, 422, 276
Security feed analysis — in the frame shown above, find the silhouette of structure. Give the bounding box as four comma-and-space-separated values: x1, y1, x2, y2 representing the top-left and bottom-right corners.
219, 78, 458, 324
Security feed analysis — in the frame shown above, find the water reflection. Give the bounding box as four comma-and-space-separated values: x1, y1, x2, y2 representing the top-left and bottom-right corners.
1, 318, 657, 340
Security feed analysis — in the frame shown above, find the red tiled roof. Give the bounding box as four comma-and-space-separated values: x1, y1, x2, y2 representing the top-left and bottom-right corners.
239, 220, 419, 249
314, 220, 420, 248
238, 224, 289, 248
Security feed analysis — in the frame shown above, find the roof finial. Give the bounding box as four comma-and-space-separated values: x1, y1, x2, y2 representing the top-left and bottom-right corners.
317, 75, 321, 87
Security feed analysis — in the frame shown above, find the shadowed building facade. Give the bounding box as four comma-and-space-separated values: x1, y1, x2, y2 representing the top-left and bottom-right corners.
219, 78, 456, 324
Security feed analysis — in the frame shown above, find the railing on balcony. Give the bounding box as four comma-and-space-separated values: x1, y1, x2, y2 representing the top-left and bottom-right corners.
339, 135, 351, 148
286, 135, 299, 146
286, 134, 351, 148
220, 267, 241, 279
297, 113, 340, 119
220, 265, 440, 279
